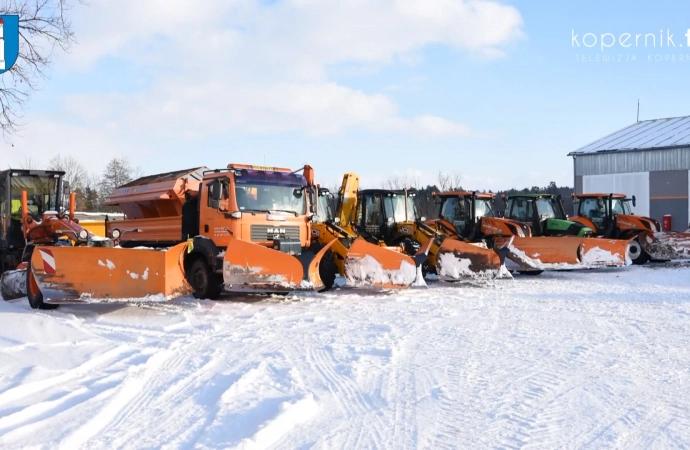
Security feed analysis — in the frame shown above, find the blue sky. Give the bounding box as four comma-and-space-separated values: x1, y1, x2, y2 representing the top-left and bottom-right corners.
5, 0, 690, 191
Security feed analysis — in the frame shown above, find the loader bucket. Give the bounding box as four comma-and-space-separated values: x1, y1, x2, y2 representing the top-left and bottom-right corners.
1, 264, 27, 300
435, 238, 512, 281
495, 236, 630, 270
28, 242, 192, 303
343, 238, 419, 288
638, 230, 690, 260
222, 237, 336, 292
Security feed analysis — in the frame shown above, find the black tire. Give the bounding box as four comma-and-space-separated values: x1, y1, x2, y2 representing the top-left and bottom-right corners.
628, 237, 650, 265
187, 257, 222, 300
319, 249, 338, 291
26, 263, 59, 310
312, 245, 337, 291
517, 270, 544, 276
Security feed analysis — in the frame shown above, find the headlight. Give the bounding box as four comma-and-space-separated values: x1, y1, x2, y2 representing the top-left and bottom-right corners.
112, 229, 121, 239
78, 229, 88, 240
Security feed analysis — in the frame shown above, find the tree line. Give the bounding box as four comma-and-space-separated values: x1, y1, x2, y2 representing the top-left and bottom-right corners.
16, 159, 573, 217
323, 170, 576, 221
18, 155, 142, 213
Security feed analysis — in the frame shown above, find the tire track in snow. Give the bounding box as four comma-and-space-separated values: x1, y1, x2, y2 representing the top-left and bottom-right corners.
307, 346, 385, 449
0, 346, 135, 408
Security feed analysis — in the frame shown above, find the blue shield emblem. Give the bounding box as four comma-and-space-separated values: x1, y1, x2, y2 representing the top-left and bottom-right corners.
0, 15, 19, 74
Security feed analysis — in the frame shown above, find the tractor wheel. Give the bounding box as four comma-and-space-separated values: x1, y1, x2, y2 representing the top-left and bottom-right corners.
187, 257, 222, 300
628, 237, 650, 265
312, 245, 337, 291
26, 262, 59, 310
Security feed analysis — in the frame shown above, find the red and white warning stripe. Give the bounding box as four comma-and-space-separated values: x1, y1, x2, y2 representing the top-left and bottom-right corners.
38, 249, 56, 275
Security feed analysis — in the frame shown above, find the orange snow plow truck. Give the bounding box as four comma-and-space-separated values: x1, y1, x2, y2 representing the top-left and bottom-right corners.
26, 164, 354, 303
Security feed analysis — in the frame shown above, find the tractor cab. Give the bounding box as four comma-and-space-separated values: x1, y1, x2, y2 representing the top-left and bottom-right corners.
573, 193, 634, 234
0, 169, 68, 271
503, 193, 591, 237
437, 191, 495, 240
355, 188, 419, 243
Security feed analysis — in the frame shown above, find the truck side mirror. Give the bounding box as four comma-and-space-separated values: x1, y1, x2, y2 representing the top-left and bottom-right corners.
63, 180, 70, 194
632, 195, 636, 207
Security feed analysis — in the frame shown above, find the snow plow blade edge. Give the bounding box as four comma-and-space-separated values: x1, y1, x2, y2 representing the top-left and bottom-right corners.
343, 238, 418, 289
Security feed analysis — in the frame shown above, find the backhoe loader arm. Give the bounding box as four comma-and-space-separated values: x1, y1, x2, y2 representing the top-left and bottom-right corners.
338, 173, 360, 225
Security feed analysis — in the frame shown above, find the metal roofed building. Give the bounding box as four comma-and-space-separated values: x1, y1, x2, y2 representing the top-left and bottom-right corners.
568, 115, 690, 231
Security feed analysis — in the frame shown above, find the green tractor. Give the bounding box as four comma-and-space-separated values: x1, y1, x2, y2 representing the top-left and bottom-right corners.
501, 193, 593, 237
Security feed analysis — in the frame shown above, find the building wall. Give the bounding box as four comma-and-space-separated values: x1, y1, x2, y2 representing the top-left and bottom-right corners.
649, 170, 689, 231
581, 172, 650, 216
574, 163, 690, 231
573, 147, 690, 176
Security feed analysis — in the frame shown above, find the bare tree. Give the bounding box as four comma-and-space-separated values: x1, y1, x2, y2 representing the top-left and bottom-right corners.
99, 157, 135, 207
437, 170, 463, 191
18, 154, 39, 169
0, 0, 86, 136
48, 153, 85, 190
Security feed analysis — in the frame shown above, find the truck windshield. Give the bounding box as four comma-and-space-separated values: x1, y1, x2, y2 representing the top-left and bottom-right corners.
11, 175, 59, 217
234, 184, 307, 215
384, 194, 416, 222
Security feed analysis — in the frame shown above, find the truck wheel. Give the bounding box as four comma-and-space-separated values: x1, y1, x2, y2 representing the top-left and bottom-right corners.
517, 270, 544, 276
188, 258, 222, 300
26, 263, 59, 310
628, 237, 650, 265
312, 245, 337, 291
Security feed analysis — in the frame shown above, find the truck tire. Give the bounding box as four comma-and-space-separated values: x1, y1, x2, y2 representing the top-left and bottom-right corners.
628, 237, 650, 265
312, 245, 337, 291
26, 262, 59, 310
187, 257, 222, 300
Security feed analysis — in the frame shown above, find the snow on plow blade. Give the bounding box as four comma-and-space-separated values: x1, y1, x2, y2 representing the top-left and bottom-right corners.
638, 230, 690, 260
435, 238, 512, 281
0, 265, 27, 300
29, 242, 192, 303
495, 236, 631, 270
222, 236, 336, 292
343, 238, 420, 288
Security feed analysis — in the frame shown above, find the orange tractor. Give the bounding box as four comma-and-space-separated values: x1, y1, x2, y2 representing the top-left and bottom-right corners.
570, 193, 690, 264
0, 169, 108, 308
428, 191, 631, 273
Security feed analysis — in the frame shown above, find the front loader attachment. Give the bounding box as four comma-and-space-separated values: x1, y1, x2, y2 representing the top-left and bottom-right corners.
638, 230, 690, 260
435, 238, 512, 281
28, 242, 192, 303
222, 237, 336, 293
495, 236, 631, 271
343, 238, 421, 289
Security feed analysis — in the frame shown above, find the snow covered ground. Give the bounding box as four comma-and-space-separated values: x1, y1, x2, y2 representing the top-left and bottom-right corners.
2, 264, 690, 449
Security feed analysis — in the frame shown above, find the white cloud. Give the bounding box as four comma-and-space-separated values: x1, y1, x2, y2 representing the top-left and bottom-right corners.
48, 0, 523, 139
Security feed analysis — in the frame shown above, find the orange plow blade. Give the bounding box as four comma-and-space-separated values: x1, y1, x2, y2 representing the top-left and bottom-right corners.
639, 230, 690, 260
29, 242, 192, 303
494, 236, 631, 271
222, 236, 336, 292
435, 238, 512, 281
343, 238, 420, 289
